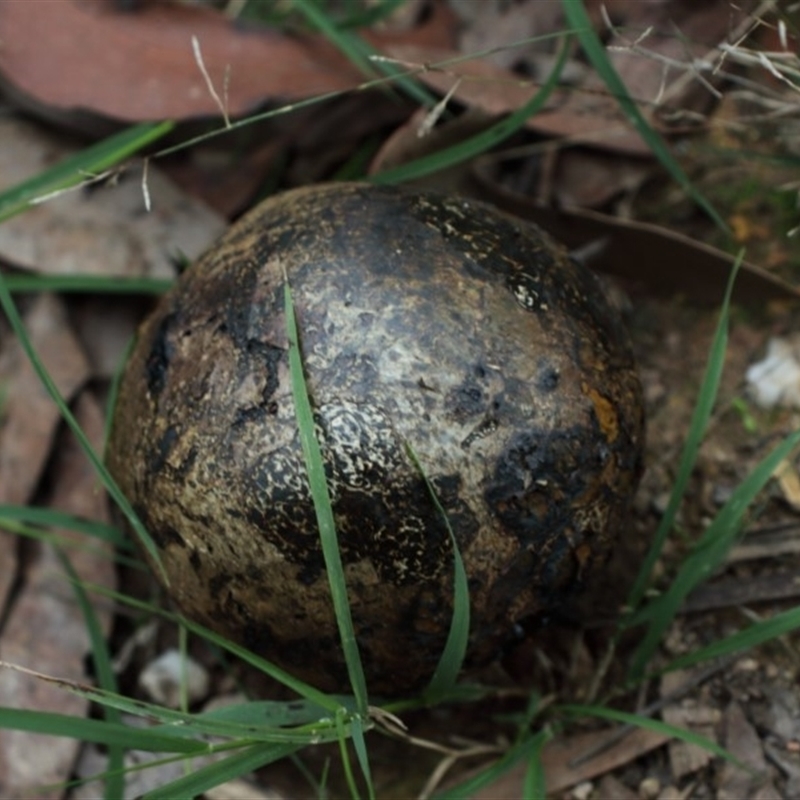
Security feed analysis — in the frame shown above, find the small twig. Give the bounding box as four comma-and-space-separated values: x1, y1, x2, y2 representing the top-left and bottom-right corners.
29, 169, 116, 205
191, 35, 231, 128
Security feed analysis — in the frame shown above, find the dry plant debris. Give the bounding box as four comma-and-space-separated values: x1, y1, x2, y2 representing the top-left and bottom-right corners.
0, 0, 798, 798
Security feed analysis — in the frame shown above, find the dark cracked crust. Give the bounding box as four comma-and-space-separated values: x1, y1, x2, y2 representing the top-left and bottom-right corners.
107, 182, 645, 694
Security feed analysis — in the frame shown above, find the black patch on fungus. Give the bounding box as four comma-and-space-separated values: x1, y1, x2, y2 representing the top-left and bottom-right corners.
485, 427, 589, 545
145, 312, 177, 396
446, 378, 486, 422
148, 425, 180, 475
152, 525, 186, 549
536, 363, 560, 392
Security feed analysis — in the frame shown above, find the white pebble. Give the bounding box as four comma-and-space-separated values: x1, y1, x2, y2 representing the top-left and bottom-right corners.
746, 336, 800, 409
138, 649, 210, 708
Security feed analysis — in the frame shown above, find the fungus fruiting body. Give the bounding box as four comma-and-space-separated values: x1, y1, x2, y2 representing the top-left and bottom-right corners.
107, 183, 645, 694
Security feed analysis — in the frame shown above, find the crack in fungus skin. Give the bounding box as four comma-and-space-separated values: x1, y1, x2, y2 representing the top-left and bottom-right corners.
107, 183, 645, 695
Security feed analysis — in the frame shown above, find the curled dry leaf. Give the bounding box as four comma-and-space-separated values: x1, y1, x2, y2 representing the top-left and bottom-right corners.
470, 167, 800, 309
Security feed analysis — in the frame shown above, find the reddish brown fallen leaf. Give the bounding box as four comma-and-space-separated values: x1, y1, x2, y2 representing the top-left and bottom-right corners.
0, 116, 227, 278
0, 391, 115, 800
0, 0, 455, 125
0, 1, 360, 122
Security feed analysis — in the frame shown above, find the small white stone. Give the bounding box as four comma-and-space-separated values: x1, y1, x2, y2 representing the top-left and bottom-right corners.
639, 776, 660, 799
746, 336, 800, 409
138, 649, 210, 708
572, 781, 594, 800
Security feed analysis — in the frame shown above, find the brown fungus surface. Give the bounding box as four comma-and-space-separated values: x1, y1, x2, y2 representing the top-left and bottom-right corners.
106, 182, 645, 695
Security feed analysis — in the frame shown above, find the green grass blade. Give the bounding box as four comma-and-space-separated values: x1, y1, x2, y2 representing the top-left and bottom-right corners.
3, 274, 173, 295
295, 0, 434, 107
561, 0, 728, 233
626, 255, 743, 611
560, 704, 746, 768
13, 643, 348, 744
0, 121, 173, 224
295, 0, 375, 76
403, 444, 470, 702
0, 505, 128, 548
0, 707, 209, 753
522, 730, 548, 800
54, 549, 125, 800
284, 281, 370, 715
628, 425, 800, 679
143, 742, 301, 800
336, 0, 407, 30
371, 34, 571, 186
199, 698, 343, 728
350, 713, 375, 800
0, 272, 166, 580
663, 604, 800, 674
336, 709, 362, 800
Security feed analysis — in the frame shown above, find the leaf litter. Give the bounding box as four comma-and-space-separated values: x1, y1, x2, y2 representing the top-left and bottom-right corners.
0, 0, 799, 798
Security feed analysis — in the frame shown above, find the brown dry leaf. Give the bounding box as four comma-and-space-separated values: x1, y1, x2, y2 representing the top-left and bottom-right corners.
0, 0, 455, 125
0, 390, 115, 799
0, 116, 226, 279
0, 294, 90, 611
718, 702, 775, 800
369, 105, 499, 193
660, 702, 720, 779
551, 147, 653, 209
159, 138, 288, 219
453, 0, 566, 71
70, 295, 152, 381
462, 725, 669, 798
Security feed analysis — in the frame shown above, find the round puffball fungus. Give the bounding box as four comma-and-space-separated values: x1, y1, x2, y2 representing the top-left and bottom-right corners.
107, 183, 644, 695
